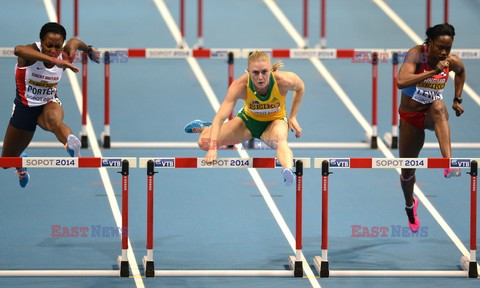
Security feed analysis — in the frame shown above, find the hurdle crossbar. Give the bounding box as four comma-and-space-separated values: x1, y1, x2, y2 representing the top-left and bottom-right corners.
104, 142, 374, 149
0, 157, 134, 277
140, 157, 306, 277
0, 270, 120, 277
313, 158, 478, 278
3, 140, 480, 150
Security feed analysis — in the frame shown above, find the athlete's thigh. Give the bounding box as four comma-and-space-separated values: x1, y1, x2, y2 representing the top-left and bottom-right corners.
424, 100, 449, 131
216, 117, 252, 146
261, 119, 288, 143
37, 102, 64, 130
399, 120, 425, 158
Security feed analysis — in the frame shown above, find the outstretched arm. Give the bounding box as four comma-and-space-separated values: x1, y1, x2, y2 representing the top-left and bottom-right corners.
64, 38, 100, 63
14, 44, 79, 72
204, 76, 245, 162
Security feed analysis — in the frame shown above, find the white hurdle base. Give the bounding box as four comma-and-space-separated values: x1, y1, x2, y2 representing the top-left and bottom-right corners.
314, 256, 472, 278
0, 270, 120, 277
328, 270, 468, 277
144, 255, 300, 277
152, 270, 294, 277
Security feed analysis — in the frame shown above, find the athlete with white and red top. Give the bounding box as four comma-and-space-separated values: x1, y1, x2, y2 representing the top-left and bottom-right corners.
1, 22, 99, 188
397, 23, 465, 233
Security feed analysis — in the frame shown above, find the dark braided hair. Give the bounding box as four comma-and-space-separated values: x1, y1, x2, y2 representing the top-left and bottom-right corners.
424, 23, 455, 45
39, 22, 67, 41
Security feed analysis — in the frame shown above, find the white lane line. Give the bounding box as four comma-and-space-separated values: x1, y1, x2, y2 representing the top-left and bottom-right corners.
42, 1, 145, 286
373, 0, 480, 106
152, 0, 319, 285
265, 0, 476, 272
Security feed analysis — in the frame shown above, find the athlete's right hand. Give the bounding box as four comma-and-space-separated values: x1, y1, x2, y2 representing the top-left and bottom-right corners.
436, 60, 449, 72
205, 149, 217, 164
53, 58, 80, 72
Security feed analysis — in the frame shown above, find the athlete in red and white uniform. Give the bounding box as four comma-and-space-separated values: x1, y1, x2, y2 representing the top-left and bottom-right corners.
397, 23, 465, 233
1, 22, 99, 188
15, 42, 64, 107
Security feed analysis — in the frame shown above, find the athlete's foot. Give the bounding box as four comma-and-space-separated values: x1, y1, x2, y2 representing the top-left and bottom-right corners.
184, 120, 212, 133
65, 134, 81, 157
444, 168, 461, 178
282, 168, 295, 187
405, 196, 420, 233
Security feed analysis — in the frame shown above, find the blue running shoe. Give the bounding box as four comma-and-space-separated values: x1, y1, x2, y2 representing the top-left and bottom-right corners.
65, 134, 81, 157
16, 152, 30, 188
184, 120, 211, 133
282, 168, 295, 187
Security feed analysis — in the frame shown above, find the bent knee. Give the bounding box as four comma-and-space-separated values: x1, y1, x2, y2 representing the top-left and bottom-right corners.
429, 100, 448, 118
40, 115, 62, 131
198, 137, 210, 150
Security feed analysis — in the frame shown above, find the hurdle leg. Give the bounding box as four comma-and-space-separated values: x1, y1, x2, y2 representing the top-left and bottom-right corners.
117, 160, 130, 277
461, 160, 478, 278
390, 52, 399, 149
80, 53, 88, 148
314, 160, 331, 277
102, 51, 111, 148
288, 160, 304, 277
370, 52, 378, 149
143, 160, 156, 277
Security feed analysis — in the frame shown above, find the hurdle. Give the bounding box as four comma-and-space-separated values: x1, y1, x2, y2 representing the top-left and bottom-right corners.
138, 157, 309, 277
0, 157, 135, 277
2, 47, 479, 150
97, 47, 390, 150
55, 0, 79, 38
426, 0, 449, 30
305, 0, 448, 48
176, 0, 203, 48
301, 0, 327, 48
313, 157, 479, 278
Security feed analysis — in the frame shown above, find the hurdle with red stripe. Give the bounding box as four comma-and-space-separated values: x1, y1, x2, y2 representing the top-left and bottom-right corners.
138, 157, 309, 277
0, 157, 135, 277
97, 47, 397, 150
313, 157, 478, 278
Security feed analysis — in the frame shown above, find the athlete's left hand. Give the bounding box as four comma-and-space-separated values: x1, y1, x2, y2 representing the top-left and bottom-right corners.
66, 47, 100, 64
452, 101, 464, 117
288, 117, 302, 138
87, 47, 101, 63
